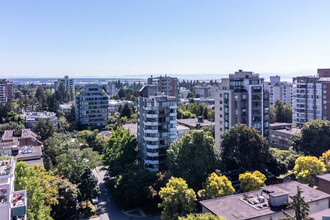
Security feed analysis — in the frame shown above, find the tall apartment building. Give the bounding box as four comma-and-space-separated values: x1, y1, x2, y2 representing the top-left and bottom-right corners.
137, 85, 177, 172
0, 79, 15, 104
106, 82, 117, 97
0, 156, 27, 220
264, 76, 292, 106
194, 85, 219, 99
75, 84, 109, 127
54, 75, 75, 96
215, 70, 270, 150
147, 75, 179, 100
292, 69, 330, 126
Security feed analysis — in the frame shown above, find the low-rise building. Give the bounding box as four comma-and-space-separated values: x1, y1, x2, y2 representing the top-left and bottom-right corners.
176, 124, 190, 140
0, 129, 44, 167
178, 117, 213, 129
59, 103, 73, 112
269, 123, 301, 149
0, 156, 27, 220
109, 100, 135, 112
316, 174, 330, 195
22, 111, 58, 129
106, 82, 117, 97
200, 181, 330, 220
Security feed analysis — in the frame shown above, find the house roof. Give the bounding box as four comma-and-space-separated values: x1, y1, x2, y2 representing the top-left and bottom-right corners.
123, 123, 138, 137
200, 181, 330, 220
317, 173, 330, 182
178, 118, 212, 128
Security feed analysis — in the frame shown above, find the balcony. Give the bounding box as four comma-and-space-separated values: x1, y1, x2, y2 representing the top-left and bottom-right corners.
144, 121, 159, 126
146, 114, 158, 118
144, 136, 159, 141
144, 159, 159, 165
11, 190, 27, 218
146, 152, 159, 157
144, 129, 158, 134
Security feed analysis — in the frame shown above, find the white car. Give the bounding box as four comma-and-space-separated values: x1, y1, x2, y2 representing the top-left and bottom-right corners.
92, 197, 99, 205
103, 173, 110, 180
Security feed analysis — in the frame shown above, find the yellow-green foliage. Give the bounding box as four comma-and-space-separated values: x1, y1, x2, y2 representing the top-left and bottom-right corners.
158, 177, 197, 220
179, 213, 225, 220
294, 156, 326, 186
320, 150, 330, 172
200, 172, 235, 200
239, 171, 266, 192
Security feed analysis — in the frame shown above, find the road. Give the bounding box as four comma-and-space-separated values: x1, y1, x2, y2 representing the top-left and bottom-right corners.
93, 167, 160, 220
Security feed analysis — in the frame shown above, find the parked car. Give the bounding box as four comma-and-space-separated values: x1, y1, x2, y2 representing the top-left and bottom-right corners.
103, 172, 110, 180
92, 197, 99, 205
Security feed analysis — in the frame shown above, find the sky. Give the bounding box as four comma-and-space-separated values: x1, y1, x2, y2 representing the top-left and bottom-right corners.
1, 0, 330, 79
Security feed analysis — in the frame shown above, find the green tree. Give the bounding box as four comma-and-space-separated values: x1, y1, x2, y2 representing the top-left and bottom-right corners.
220, 124, 269, 172
0, 122, 24, 135
119, 103, 135, 119
270, 106, 276, 123
112, 164, 156, 207
320, 150, 330, 172
159, 177, 197, 220
51, 177, 78, 220
239, 171, 266, 192
15, 162, 58, 220
291, 120, 330, 157
56, 148, 101, 184
179, 213, 225, 220
36, 86, 47, 110
199, 172, 235, 200
281, 187, 313, 220
103, 126, 137, 176
202, 107, 208, 119
294, 156, 326, 186
78, 167, 100, 204
168, 130, 219, 190
32, 118, 55, 140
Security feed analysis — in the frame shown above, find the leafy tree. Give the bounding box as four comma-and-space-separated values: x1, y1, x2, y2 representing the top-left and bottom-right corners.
271, 100, 292, 123
269, 148, 303, 170
270, 106, 276, 123
119, 103, 135, 119
177, 107, 196, 119
103, 126, 137, 176
112, 164, 156, 207
207, 109, 215, 121
199, 172, 235, 200
36, 86, 47, 110
291, 120, 330, 156
320, 150, 330, 172
168, 130, 219, 190
32, 118, 55, 140
15, 162, 58, 220
202, 107, 208, 119
220, 124, 269, 172
158, 177, 197, 220
0, 122, 24, 135
51, 177, 78, 220
239, 171, 266, 192
58, 116, 69, 133
47, 94, 59, 113
56, 148, 101, 184
179, 213, 225, 220
281, 187, 313, 220
294, 156, 326, 186
76, 130, 104, 152
78, 167, 100, 203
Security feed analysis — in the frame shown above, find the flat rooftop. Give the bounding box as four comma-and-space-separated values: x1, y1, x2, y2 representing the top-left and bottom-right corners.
317, 173, 330, 182
123, 123, 138, 137
178, 118, 213, 128
177, 124, 190, 131
275, 127, 301, 135
1, 130, 14, 141
309, 209, 330, 220
200, 181, 330, 220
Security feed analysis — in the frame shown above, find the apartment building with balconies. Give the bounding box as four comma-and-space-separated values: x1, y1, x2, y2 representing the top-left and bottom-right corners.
75, 84, 109, 127
0, 156, 27, 220
137, 85, 177, 171
264, 75, 292, 106
147, 75, 179, 100
215, 70, 270, 151
0, 79, 15, 104
292, 69, 330, 126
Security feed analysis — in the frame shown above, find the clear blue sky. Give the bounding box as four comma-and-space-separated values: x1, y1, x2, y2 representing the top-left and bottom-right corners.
1, 0, 330, 78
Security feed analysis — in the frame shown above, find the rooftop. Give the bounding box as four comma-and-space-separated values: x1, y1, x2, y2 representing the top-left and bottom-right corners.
309, 209, 330, 220
123, 123, 138, 137
177, 124, 190, 131
275, 127, 301, 135
178, 118, 213, 128
21, 129, 38, 139
200, 181, 330, 220
0, 156, 13, 177
317, 173, 330, 182
1, 130, 14, 141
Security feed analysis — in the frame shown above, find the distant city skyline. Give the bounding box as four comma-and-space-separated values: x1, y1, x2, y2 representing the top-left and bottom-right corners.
1, 1, 330, 78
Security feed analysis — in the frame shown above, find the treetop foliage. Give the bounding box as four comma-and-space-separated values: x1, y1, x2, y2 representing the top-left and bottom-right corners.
294, 156, 326, 186
239, 171, 266, 192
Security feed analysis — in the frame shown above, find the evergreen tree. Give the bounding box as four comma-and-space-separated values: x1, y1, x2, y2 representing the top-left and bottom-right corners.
78, 167, 100, 203
281, 187, 313, 220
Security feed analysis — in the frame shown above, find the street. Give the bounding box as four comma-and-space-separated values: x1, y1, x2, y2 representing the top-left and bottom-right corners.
92, 167, 160, 220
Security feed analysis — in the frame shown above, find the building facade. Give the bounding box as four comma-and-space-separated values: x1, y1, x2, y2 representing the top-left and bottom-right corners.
264, 76, 292, 106
0, 156, 27, 220
0, 79, 15, 104
269, 123, 301, 149
137, 85, 177, 172
147, 75, 179, 100
215, 70, 270, 150
54, 75, 75, 98
75, 84, 109, 127
194, 85, 218, 99
292, 69, 330, 126
106, 82, 117, 97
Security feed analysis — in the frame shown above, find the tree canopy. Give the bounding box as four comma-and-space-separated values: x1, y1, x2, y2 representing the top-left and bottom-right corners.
168, 129, 219, 190
270, 100, 292, 123
78, 167, 100, 203
220, 124, 269, 172
179, 213, 225, 220
103, 126, 137, 176
320, 150, 330, 172
32, 118, 55, 140
199, 172, 235, 200
294, 156, 326, 186
291, 120, 330, 157
158, 177, 197, 220
239, 171, 266, 192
